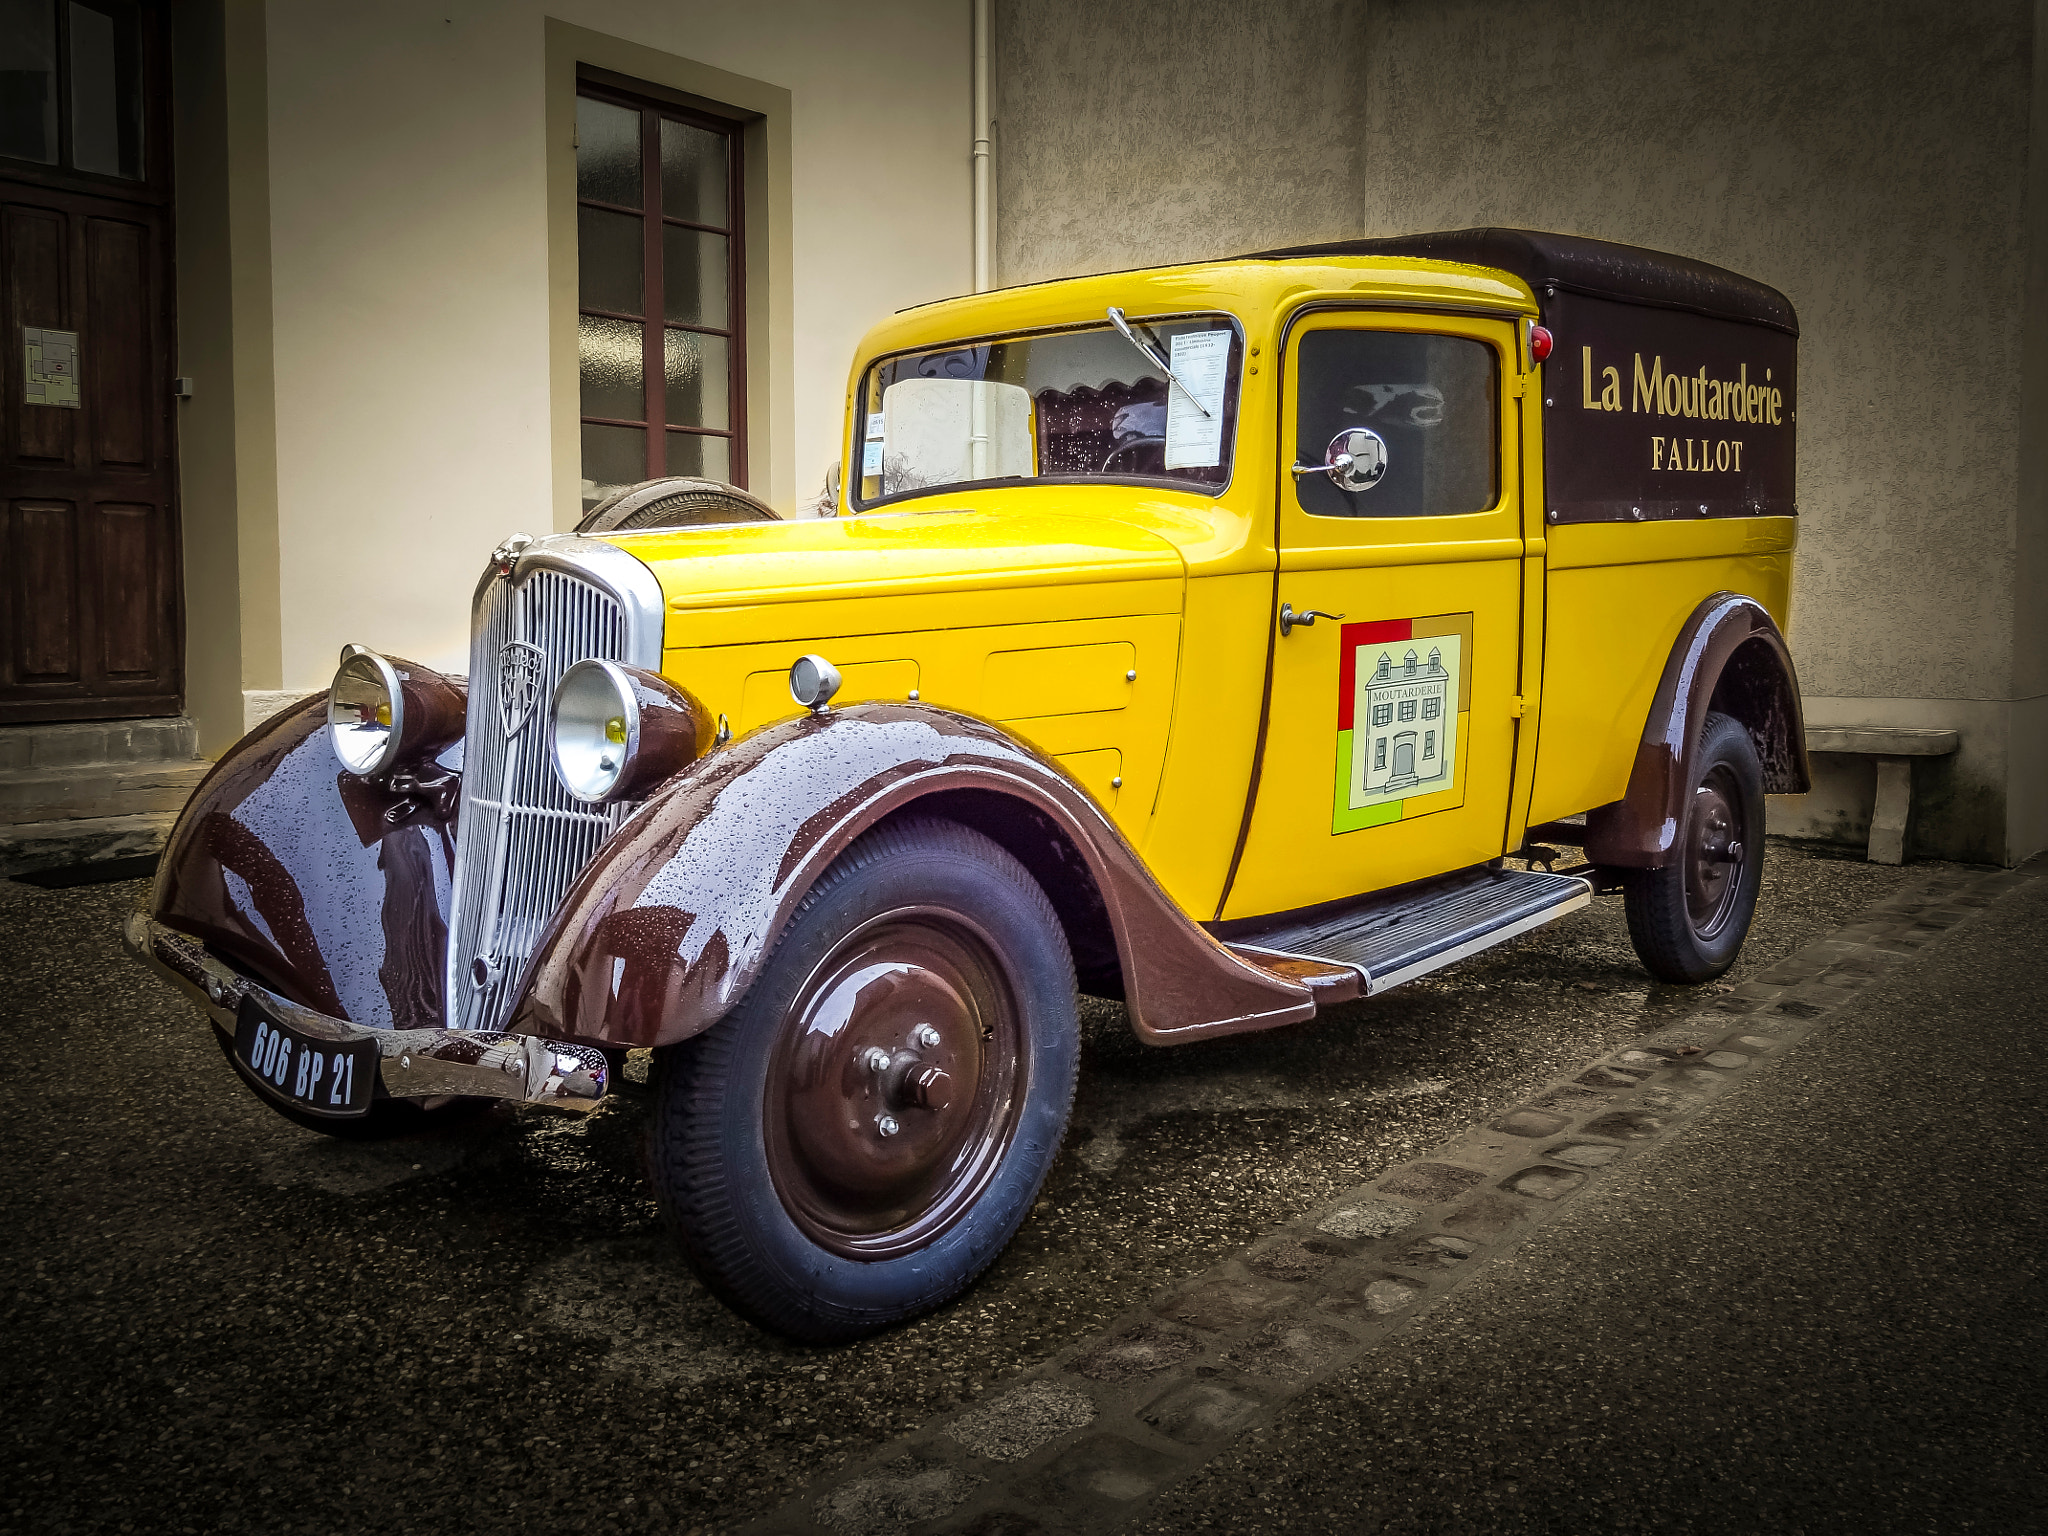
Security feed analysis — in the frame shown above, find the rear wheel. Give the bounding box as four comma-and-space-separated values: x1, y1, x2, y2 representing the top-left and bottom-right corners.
1623, 711, 1766, 983
648, 817, 1078, 1342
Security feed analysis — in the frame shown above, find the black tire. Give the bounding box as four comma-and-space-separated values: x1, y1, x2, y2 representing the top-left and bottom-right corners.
574, 477, 778, 534
210, 1026, 493, 1141
648, 817, 1079, 1342
1623, 711, 1766, 983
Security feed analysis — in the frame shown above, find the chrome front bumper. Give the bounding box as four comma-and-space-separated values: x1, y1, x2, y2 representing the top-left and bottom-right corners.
122, 913, 609, 1112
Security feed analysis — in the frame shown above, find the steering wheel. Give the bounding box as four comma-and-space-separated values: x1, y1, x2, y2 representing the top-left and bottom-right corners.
1100, 436, 1167, 474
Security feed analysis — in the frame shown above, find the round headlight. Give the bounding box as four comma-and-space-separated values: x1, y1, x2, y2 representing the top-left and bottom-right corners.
550, 660, 638, 802
328, 649, 405, 777
326, 646, 467, 780
548, 660, 715, 804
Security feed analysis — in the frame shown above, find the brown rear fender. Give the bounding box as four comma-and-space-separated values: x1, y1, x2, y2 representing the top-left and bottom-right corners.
1584, 592, 1809, 868
508, 703, 1314, 1049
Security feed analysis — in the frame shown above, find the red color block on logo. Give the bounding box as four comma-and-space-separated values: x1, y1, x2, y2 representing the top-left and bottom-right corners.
1336, 619, 1412, 730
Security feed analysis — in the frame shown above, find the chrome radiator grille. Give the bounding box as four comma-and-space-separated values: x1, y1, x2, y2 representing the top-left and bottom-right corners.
445, 557, 643, 1033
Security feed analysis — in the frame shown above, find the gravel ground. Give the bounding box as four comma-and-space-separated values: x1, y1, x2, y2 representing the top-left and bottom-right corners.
0, 840, 1959, 1535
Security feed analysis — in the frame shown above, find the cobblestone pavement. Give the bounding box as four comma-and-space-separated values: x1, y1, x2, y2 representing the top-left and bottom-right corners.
0, 842, 2019, 1536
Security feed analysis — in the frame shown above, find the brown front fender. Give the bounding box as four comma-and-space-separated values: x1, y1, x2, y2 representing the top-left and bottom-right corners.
151, 694, 459, 1027
508, 703, 1315, 1049
1584, 592, 1810, 867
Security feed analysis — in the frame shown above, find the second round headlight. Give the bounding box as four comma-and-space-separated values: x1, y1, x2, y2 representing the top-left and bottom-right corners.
550, 659, 639, 802
548, 660, 714, 804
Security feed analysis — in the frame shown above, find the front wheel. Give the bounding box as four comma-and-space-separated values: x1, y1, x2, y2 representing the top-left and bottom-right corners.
1623, 711, 1766, 983
648, 817, 1079, 1342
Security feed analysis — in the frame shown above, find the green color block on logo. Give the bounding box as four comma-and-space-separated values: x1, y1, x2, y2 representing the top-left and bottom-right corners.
1332, 732, 1403, 833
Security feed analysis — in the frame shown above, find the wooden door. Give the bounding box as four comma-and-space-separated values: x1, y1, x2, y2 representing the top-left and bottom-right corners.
1, 1, 180, 723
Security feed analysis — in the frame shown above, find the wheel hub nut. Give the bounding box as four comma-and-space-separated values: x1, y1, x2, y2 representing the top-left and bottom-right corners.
907, 1065, 952, 1111
875, 1114, 900, 1137
910, 1023, 942, 1049
861, 1046, 892, 1074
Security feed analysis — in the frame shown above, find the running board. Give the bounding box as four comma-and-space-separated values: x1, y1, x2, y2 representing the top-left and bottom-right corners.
1227, 866, 1593, 998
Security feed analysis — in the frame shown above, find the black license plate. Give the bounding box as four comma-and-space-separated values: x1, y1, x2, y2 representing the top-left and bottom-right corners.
233, 997, 377, 1118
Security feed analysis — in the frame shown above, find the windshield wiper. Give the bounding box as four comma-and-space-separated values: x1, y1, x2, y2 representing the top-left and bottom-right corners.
1106, 307, 1213, 419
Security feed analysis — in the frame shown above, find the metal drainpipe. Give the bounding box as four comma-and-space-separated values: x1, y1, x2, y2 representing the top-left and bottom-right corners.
967, 0, 993, 479
971, 0, 991, 293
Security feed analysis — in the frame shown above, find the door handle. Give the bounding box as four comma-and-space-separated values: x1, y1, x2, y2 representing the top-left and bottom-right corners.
1279, 602, 1345, 637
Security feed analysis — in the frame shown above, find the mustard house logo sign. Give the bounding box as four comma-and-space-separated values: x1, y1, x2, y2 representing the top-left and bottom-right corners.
1360, 646, 1453, 794
1333, 613, 1472, 833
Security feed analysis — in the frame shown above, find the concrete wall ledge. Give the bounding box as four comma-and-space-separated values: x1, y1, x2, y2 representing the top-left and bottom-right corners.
1808, 726, 1961, 757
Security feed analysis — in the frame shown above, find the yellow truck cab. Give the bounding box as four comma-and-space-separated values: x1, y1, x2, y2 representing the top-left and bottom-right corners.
129, 229, 1807, 1341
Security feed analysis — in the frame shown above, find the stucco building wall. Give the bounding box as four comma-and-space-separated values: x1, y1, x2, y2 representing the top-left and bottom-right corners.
994, 0, 1367, 286
177, 0, 973, 747
995, 0, 2046, 863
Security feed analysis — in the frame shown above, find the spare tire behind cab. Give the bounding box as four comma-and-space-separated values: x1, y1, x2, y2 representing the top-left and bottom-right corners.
576, 477, 780, 534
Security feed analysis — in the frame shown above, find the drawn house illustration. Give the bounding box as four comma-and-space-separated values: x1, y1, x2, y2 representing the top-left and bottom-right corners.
1360, 646, 1451, 795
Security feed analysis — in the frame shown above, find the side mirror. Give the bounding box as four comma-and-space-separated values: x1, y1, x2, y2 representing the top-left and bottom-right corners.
1292, 427, 1388, 493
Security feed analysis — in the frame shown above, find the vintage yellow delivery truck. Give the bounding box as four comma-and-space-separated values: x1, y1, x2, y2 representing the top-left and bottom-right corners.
128, 229, 1806, 1339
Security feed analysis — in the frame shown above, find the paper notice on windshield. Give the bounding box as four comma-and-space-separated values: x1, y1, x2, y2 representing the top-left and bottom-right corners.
1163, 330, 1229, 469
861, 410, 886, 476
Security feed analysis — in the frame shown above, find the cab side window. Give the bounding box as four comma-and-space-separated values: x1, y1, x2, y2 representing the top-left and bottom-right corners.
1294, 330, 1498, 518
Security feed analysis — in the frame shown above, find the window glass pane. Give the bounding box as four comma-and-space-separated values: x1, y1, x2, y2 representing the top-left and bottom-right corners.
661, 118, 727, 226
1294, 330, 1498, 518
579, 314, 645, 422
576, 96, 640, 208
577, 206, 642, 315
581, 423, 647, 511
68, 1, 141, 178
666, 430, 729, 483
663, 226, 728, 329
665, 328, 728, 429
0, 0, 59, 165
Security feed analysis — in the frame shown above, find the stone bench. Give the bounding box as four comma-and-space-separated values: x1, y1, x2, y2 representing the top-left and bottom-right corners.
1805, 725, 1960, 865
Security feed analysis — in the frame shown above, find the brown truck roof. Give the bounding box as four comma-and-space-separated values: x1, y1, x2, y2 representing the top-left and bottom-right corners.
1242, 227, 1798, 338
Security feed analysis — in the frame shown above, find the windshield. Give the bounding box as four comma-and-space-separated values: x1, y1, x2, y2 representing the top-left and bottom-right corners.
852, 313, 1243, 508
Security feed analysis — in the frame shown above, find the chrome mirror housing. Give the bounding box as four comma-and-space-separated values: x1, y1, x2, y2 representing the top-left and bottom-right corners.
1291, 426, 1388, 493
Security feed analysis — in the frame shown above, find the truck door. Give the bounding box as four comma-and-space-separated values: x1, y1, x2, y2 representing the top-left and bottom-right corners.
1222, 311, 1525, 921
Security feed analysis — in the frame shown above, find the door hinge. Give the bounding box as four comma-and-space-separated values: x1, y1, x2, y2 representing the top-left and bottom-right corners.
1509, 372, 1527, 398
1509, 695, 1526, 718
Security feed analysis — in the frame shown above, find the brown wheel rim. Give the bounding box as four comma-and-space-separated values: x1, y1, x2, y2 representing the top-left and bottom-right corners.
1684, 766, 1748, 941
762, 907, 1025, 1261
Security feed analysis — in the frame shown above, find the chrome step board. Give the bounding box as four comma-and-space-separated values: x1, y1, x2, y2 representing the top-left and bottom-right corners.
1229, 866, 1593, 998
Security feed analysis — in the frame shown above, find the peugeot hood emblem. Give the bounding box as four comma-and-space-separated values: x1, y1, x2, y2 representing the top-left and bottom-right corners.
497, 642, 547, 737
491, 532, 533, 578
